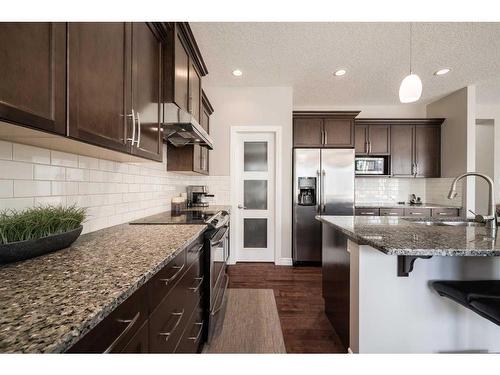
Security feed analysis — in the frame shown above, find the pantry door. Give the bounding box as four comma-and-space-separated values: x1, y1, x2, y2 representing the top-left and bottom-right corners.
233, 131, 276, 262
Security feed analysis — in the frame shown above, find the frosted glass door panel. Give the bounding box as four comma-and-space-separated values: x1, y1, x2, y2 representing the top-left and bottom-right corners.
244, 142, 268, 171
244, 180, 267, 210
243, 218, 267, 248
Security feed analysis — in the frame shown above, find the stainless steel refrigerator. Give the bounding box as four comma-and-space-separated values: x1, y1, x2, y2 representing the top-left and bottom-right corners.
293, 148, 355, 263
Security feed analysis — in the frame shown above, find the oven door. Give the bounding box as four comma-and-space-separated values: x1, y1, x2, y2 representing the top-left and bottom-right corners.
210, 225, 229, 307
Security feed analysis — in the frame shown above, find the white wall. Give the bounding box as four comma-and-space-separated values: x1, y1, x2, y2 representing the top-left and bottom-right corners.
204, 86, 293, 262
475, 121, 495, 214
426, 86, 477, 216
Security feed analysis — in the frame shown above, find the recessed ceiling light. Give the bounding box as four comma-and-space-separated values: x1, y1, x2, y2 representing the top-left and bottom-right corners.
434, 68, 451, 76
334, 69, 347, 77
232, 69, 243, 77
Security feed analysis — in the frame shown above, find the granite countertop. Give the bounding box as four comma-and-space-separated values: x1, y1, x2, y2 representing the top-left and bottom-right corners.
0, 223, 207, 353
317, 215, 500, 257
355, 202, 462, 209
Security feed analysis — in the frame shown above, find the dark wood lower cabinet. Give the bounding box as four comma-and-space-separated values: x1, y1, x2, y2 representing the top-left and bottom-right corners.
67, 233, 205, 353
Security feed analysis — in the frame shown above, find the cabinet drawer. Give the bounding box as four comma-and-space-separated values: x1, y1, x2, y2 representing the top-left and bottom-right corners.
121, 320, 149, 353
404, 208, 431, 217
355, 208, 380, 216
431, 208, 459, 217
186, 235, 204, 267
67, 285, 147, 353
380, 208, 405, 216
149, 248, 187, 310
149, 260, 203, 353
175, 302, 204, 353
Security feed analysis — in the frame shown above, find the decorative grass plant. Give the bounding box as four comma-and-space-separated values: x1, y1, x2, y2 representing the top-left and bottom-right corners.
0, 205, 86, 245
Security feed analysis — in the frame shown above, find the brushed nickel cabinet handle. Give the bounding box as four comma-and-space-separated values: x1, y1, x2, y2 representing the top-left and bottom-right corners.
324, 129, 328, 145
159, 264, 185, 285
188, 277, 204, 293
188, 322, 204, 342
158, 309, 185, 341
360, 211, 375, 215
136, 112, 142, 147
126, 109, 136, 144
365, 141, 368, 154
104, 311, 141, 353
369, 141, 372, 154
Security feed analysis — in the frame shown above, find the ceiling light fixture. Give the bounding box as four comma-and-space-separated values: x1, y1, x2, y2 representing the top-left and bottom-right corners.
434, 68, 451, 76
399, 23, 422, 103
232, 69, 243, 77
334, 69, 346, 77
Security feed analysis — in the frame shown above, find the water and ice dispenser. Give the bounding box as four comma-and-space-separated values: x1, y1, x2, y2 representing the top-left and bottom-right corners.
297, 177, 316, 206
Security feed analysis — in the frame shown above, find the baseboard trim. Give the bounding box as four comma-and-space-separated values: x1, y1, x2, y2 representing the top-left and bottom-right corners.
275, 257, 293, 266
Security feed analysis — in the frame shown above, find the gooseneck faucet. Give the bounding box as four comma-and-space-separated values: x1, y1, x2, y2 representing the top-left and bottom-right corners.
447, 172, 497, 229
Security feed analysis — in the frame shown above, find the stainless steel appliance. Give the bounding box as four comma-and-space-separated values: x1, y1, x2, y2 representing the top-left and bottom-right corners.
203, 211, 230, 344
354, 156, 385, 175
293, 148, 355, 263
187, 185, 213, 208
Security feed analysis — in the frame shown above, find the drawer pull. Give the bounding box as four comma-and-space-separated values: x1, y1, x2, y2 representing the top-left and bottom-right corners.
438, 212, 449, 216
104, 311, 141, 353
188, 322, 204, 343
158, 309, 185, 341
189, 244, 204, 254
410, 212, 423, 215
360, 211, 375, 215
160, 264, 185, 285
189, 277, 204, 293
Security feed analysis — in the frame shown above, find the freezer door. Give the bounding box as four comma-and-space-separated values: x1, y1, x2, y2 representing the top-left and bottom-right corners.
321, 149, 355, 215
293, 149, 322, 263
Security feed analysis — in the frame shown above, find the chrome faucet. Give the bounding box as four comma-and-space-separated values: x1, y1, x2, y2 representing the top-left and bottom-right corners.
447, 172, 497, 229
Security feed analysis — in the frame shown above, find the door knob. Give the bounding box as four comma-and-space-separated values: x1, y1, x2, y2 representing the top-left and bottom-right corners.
238, 204, 247, 209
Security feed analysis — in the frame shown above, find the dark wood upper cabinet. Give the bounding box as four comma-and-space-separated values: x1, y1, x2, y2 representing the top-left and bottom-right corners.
0, 23, 66, 135
193, 91, 213, 175
130, 23, 162, 161
390, 125, 414, 177
68, 23, 131, 153
293, 118, 323, 147
354, 121, 390, 155
173, 33, 190, 113
293, 111, 359, 148
415, 125, 441, 177
189, 62, 202, 123
323, 119, 354, 147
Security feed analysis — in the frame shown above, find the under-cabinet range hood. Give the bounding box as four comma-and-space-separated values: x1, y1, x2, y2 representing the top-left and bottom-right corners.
162, 103, 214, 150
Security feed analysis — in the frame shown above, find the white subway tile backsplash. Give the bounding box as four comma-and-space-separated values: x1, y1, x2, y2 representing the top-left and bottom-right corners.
51, 151, 79, 168
51, 181, 79, 196
78, 155, 99, 170
35, 196, 67, 206
0, 197, 34, 210
0, 160, 33, 180
14, 180, 51, 197
66, 168, 89, 182
0, 140, 13, 160
13, 144, 51, 164
0, 180, 13, 198
34, 165, 65, 181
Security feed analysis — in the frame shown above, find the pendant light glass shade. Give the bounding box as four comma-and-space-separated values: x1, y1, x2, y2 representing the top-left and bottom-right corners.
399, 73, 422, 103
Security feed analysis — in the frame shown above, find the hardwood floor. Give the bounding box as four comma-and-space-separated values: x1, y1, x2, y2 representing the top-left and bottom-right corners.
227, 263, 346, 353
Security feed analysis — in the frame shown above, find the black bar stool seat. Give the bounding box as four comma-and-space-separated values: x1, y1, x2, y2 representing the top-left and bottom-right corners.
431, 280, 500, 326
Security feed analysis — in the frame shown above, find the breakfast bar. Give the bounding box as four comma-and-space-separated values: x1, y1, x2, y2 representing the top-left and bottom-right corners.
317, 215, 500, 353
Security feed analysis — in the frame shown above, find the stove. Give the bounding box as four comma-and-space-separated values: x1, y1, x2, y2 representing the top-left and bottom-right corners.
129, 209, 229, 229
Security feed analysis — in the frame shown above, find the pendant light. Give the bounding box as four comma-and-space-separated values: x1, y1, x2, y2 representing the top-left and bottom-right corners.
399, 23, 422, 103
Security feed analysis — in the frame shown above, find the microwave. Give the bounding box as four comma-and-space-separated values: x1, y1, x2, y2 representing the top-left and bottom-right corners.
355, 157, 385, 175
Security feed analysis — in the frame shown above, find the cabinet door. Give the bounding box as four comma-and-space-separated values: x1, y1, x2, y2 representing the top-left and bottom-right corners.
131, 23, 162, 161
293, 118, 323, 147
323, 119, 354, 147
390, 125, 414, 176
368, 124, 390, 155
68, 23, 131, 153
414, 125, 440, 177
174, 33, 190, 113
189, 63, 201, 122
0, 23, 66, 135
354, 125, 368, 155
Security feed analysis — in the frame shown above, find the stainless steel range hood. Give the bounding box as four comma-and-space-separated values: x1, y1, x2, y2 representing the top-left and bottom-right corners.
162, 103, 214, 150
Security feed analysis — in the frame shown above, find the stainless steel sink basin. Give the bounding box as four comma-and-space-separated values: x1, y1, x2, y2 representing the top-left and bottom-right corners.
406, 219, 485, 227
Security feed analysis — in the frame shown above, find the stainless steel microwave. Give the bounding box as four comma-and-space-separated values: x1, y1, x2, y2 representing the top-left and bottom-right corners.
355, 157, 385, 175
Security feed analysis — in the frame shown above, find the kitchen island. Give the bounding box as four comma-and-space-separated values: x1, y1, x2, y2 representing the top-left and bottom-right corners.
317, 215, 500, 353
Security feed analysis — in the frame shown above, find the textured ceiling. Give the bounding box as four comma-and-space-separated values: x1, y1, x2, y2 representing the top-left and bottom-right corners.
190, 22, 500, 107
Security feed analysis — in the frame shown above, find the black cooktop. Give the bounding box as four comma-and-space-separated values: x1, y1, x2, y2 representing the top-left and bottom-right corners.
129, 209, 220, 225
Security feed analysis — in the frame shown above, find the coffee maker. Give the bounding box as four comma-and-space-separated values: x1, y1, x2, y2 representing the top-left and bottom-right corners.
297, 177, 316, 206
187, 185, 212, 208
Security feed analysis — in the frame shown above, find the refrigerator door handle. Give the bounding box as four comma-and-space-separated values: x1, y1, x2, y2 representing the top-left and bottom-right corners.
316, 170, 321, 213
321, 169, 326, 212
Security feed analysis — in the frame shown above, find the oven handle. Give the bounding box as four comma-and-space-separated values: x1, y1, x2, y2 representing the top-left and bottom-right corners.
211, 274, 229, 316
210, 227, 229, 246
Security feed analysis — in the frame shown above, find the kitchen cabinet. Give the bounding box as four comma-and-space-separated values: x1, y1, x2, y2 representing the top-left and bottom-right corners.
355, 121, 390, 155
68, 23, 162, 161
431, 208, 460, 217
380, 208, 405, 216
0, 23, 66, 135
390, 125, 414, 176
67, 232, 206, 353
355, 208, 380, 216
293, 111, 360, 148
414, 125, 440, 177
404, 208, 432, 217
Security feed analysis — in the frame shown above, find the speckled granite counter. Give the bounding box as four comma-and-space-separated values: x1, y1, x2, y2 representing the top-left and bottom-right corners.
355, 202, 461, 209
317, 215, 500, 257
0, 223, 206, 353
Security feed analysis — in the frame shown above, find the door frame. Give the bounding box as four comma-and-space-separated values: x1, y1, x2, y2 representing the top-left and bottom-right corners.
229, 126, 283, 265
